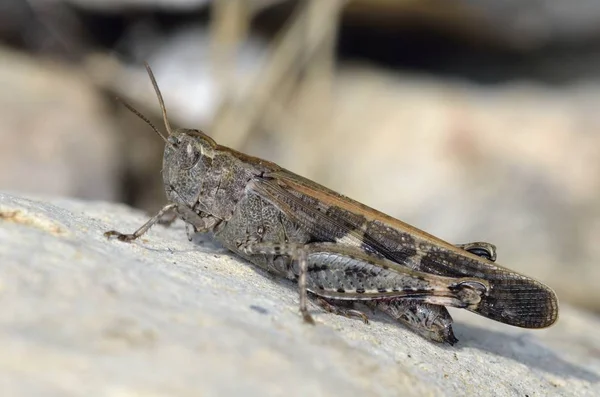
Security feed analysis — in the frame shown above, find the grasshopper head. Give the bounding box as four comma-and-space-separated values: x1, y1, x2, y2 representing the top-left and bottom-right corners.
121, 63, 219, 208
162, 128, 216, 206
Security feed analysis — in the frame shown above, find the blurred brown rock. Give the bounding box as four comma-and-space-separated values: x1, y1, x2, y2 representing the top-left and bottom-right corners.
0, 47, 121, 201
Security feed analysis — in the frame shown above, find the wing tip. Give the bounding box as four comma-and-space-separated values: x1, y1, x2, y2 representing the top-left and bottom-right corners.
471, 282, 559, 328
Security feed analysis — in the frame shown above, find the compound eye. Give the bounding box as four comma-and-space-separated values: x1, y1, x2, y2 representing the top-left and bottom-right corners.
181, 143, 201, 169
167, 135, 180, 146
466, 247, 493, 261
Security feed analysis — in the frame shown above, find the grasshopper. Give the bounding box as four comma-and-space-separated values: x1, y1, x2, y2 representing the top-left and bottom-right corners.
105, 64, 558, 345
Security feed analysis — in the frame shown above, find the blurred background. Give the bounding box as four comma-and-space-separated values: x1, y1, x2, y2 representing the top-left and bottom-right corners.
1, 0, 599, 315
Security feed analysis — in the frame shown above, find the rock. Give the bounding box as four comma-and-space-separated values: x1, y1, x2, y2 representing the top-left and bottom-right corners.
0, 47, 121, 202
0, 191, 598, 396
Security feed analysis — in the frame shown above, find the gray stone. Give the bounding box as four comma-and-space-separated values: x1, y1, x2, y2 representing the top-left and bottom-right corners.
0, 191, 598, 396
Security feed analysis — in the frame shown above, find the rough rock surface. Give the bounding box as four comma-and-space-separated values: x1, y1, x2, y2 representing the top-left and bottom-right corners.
0, 192, 598, 396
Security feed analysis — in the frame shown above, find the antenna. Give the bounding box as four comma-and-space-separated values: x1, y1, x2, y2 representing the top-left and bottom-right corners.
115, 97, 172, 147
144, 62, 174, 137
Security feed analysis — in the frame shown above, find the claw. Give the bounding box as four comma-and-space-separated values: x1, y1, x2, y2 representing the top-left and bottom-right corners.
443, 325, 459, 346
104, 230, 135, 242
302, 311, 315, 325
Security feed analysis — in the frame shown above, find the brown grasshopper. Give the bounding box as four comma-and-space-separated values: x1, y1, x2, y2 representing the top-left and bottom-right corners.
105, 64, 558, 345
